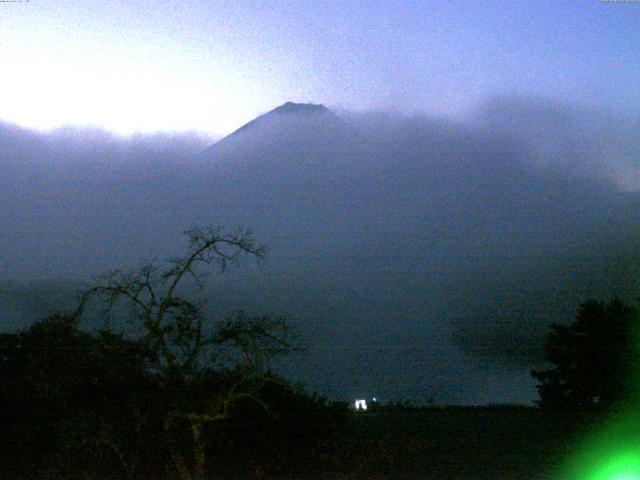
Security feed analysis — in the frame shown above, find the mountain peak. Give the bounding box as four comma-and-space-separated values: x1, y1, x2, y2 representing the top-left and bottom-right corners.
270, 102, 331, 116
221, 102, 336, 138
197, 101, 343, 159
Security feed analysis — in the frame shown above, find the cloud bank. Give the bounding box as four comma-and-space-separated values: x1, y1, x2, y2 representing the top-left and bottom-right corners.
1, 98, 639, 404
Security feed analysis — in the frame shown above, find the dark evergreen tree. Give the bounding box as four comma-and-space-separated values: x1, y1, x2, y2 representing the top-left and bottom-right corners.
532, 298, 640, 411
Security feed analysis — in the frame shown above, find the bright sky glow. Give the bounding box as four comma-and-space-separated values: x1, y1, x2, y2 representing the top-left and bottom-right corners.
0, 9, 267, 135
1, 1, 638, 135
1, 50, 259, 134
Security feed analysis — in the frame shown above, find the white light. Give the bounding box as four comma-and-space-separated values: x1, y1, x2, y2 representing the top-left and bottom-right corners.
354, 399, 368, 411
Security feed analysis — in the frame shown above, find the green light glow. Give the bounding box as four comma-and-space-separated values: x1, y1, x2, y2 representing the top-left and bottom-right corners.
590, 452, 640, 480
561, 410, 640, 480
557, 306, 640, 480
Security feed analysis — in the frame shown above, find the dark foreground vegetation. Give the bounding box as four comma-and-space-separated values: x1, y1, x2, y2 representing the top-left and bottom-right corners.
1, 224, 637, 479
0, 308, 621, 479
0, 226, 348, 480
0, 343, 589, 480
0, 313, 346, 480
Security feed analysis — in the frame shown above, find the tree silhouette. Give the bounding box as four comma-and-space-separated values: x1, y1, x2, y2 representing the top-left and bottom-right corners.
532, 298, 640, 411
78, 225, 268, 379
0, 226, 343, 480
77, 225, 305, 480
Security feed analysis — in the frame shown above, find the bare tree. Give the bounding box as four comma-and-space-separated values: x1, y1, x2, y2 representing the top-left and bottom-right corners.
76, 225, 303, 480
78, 225, 267, 378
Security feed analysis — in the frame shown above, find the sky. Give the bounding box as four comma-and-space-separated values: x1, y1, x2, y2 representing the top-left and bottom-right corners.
1, 0, 638, 135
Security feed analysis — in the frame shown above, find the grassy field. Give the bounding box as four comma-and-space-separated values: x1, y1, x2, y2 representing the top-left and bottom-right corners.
325, 406, 585, 480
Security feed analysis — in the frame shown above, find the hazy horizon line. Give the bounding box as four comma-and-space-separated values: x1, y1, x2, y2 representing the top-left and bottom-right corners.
3, 94, 636, 139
